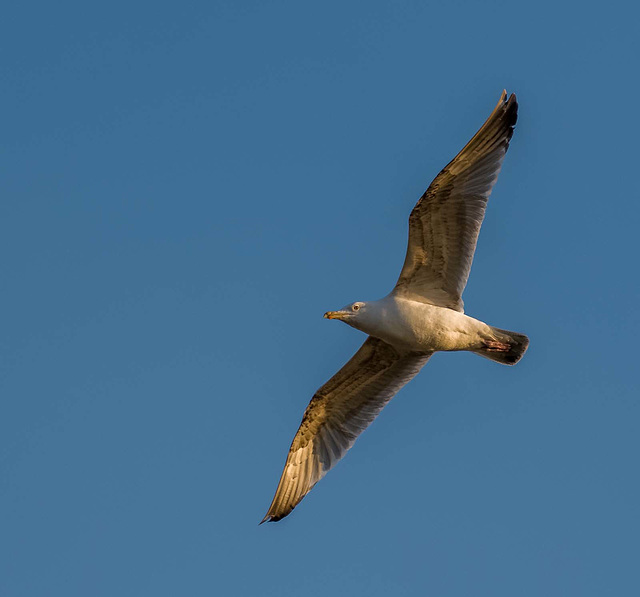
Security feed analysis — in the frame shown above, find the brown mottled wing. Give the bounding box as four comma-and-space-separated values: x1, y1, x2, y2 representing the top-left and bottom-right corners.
393, 91, 518, 312
262, 337, 431, 522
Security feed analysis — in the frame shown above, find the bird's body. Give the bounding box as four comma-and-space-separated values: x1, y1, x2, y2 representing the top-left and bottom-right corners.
262, 91, 529, 522
339, 295, 492, 353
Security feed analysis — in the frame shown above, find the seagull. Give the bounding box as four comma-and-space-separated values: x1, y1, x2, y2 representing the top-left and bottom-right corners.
262, 90, 529, 523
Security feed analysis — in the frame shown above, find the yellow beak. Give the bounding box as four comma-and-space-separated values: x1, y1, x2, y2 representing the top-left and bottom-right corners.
323, 311, 343, 320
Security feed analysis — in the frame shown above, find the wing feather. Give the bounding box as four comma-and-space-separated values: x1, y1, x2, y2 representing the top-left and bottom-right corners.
393, 90, 518, 312
262, 337, 431, 522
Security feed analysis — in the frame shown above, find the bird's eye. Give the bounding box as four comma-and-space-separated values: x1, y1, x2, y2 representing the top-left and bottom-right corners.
352, 304, 360, 312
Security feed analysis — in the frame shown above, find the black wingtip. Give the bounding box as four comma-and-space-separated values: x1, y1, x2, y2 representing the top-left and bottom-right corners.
502, 90, 518, 130
259, 513, 272, 525
260, 512, 284, 524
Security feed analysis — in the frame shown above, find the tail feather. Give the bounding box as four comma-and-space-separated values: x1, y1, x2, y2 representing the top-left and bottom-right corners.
473, 326, 529, 366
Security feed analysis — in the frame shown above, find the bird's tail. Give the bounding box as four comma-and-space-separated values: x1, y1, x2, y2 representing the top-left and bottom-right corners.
473, 326, 529, 366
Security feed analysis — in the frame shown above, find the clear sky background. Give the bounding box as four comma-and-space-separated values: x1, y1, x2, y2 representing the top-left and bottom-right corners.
2, 1, 639, 595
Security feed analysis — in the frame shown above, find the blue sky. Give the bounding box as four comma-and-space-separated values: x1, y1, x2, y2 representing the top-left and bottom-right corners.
2, 1, 639, 595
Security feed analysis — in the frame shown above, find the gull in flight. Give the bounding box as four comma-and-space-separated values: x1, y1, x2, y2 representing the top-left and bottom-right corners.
262, 91, 529, 523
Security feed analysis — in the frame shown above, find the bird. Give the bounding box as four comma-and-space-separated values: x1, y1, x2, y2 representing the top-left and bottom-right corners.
262, 90, 528, 523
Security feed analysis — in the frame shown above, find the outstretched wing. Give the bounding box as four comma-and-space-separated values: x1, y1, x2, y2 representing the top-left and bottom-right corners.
393, 90, 518, 312
262, 337, 431, 522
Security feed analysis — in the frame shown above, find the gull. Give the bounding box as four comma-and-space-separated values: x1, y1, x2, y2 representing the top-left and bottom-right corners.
262, 91, 529, 523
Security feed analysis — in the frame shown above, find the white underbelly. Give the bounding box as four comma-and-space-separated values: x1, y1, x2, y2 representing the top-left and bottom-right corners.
374, 299, 489, 352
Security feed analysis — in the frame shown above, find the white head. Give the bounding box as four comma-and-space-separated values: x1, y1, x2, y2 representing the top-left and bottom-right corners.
323, 301, 372, 332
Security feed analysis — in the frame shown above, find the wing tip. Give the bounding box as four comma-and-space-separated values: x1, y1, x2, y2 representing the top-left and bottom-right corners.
259, 508, 291, 524
502, 89, 518, 117
495, 89, 518, 134
499, 88, 517, 104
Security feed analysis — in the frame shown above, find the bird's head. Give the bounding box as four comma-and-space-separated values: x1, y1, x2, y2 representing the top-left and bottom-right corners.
323, 301, 369, 330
